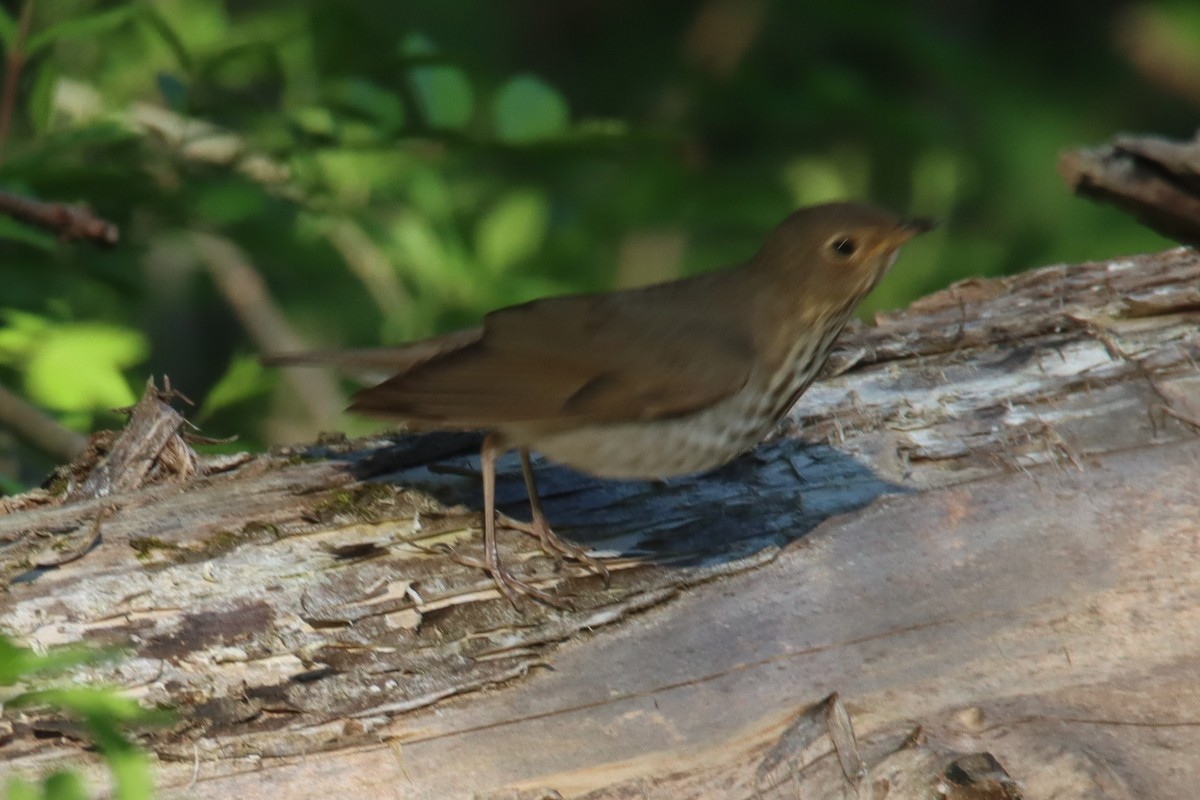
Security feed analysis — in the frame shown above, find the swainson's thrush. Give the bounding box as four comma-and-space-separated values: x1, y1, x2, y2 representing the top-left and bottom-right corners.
267, 201, 932, 606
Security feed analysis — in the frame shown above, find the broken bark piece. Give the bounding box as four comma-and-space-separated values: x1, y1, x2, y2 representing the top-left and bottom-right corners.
1059, 131, 1200, 245
56, 378, 202, 502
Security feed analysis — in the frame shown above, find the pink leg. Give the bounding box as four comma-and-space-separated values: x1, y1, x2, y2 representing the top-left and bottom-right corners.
499, 448, 610, 586
479, 434, 569, 608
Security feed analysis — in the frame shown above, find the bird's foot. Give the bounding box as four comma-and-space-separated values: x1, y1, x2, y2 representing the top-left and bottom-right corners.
447, 546, 574, 610
497, 512, 612, 587
490, 561, 575, 611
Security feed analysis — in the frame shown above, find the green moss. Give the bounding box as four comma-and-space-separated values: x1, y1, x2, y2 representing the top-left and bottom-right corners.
200, 529, 245, 558
128, 536, 180, 561
43, 470, 72, 497
242, 520, 281, 539
309, 484, 400, 524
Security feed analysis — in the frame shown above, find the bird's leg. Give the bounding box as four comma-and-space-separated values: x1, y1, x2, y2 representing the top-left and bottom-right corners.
479, 434, 569, 609
496, 448, 611, 586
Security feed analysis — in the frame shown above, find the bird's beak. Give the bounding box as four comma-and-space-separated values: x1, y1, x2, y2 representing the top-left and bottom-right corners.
895, 216, 937, 243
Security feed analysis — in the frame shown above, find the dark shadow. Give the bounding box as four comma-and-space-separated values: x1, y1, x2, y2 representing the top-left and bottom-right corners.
315, 430, 905, 567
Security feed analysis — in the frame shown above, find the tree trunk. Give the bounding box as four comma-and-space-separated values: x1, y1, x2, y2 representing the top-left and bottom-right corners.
2, 249, 1199, 799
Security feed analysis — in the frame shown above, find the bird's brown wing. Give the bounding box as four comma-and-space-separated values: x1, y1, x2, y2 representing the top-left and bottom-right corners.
349, 285, 754, 427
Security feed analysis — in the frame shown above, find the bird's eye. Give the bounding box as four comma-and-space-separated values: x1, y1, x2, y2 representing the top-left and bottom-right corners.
829, 236, 857, 257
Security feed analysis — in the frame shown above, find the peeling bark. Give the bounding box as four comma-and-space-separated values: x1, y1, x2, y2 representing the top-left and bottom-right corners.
2, 249, 1199, 798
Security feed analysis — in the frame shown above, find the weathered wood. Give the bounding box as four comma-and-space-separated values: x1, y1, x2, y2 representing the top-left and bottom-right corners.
1060, 131, 1200, 245
1, 249, 1199, 798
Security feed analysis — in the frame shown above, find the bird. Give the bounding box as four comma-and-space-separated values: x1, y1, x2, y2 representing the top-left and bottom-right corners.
266, 201, 933, 607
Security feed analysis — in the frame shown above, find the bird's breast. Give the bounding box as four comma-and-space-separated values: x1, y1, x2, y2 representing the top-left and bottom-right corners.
508, 336, 841, 480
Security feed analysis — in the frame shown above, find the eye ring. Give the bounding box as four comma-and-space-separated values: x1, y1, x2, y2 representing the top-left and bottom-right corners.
829, 236, 857, 257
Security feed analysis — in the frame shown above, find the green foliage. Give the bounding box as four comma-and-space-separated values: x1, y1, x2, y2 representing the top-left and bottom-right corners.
493, 75, 570, 144
475, 190, 551, 275
196, 352, 271, 422
0, 634, 166, 800
0, 0, 1195, 485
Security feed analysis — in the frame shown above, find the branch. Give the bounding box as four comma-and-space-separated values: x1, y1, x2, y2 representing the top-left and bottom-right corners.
0, 0, 33, 163
189, 232, 345, 427
0, 189, 120, 247
0, 383, 87, 464
1059, 131, 1200, 246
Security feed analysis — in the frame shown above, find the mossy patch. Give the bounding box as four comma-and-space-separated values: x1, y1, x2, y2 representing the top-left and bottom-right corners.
309, 483, 405, 525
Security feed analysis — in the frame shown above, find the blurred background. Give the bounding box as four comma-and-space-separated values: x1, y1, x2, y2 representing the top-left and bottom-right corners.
0, 0, 1196, 491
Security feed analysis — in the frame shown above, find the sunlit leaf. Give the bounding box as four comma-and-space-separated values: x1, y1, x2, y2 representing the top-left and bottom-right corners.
197, 353, 271, 422
9, 686, 167, 800
23, 324, 148, 412
106, 747, 154, 800
475, 190, 549, 274
10, 687, 158, 723
406, 168, 454, 221
42, 771, 89, 800
26, 6, 141, 57
0, 635, 112, 686
493, 75, 569, 144
4, 776, 39, 800
391, 213, 449, 277
0, 310, 50, 362
291, 105, 336, 138
139, 6, 193, 70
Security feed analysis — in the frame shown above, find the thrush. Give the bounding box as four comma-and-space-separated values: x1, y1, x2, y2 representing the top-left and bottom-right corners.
267, 201, 932, 606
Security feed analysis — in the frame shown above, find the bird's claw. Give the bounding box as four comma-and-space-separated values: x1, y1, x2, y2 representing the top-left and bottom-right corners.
497, 512, 611, 587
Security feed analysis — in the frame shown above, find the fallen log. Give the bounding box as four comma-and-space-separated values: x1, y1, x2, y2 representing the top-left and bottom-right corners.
2, 247, 1199, 798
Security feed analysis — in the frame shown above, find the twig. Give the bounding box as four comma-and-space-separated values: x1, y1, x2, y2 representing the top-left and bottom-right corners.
190, 231, 345, 427
0, 189, 120, 246
32, 504, 110, 567
0, 383, 87, 463
0, 0, 34, 163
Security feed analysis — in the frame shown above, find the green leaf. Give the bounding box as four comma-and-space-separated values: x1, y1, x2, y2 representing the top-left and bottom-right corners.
398, 31, 438, 58
138, 6, 193, 71
23, 324, 148, 412
291, 105, 336, 138
193, 181, 266, 226
0, 215, 57, 251
493, 75, 569, 144
41, 771, 88, 800
197, 353, 271, 422
9, 687, 158, 724
0, 474, 26, 495
4, 776, 39, 800
107, 747, 154, 800
28, 60, 61, 135
0, 635, 110, 686
410, 65, 474, 130
391, 213, 449, 278
0, 309, 51, 363
9, 686, 167, 800
26, 6, 142, 57
406, 167, 454, 221
325, 78, 405, 136
475, 190, 549, 274
0, 7, 15, 48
